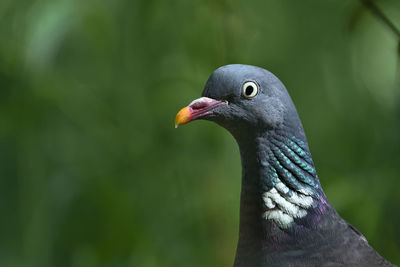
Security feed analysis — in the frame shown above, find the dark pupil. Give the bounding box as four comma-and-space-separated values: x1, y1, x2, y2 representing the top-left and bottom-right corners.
245, 85, 254, 96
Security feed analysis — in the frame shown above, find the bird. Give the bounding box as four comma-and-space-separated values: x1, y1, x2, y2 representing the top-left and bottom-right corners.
174, 64, 395, 267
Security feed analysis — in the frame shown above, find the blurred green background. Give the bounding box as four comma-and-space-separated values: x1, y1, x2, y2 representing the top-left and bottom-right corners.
1, 0, 399, 266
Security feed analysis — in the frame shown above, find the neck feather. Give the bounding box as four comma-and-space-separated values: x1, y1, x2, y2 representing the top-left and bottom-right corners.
234, 128, 335, 256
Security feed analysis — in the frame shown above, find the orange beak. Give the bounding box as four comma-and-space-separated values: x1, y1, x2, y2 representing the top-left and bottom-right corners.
175, 97, 227, 128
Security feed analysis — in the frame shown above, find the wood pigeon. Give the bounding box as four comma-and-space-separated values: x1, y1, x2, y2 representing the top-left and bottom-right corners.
175, 64, 395, 267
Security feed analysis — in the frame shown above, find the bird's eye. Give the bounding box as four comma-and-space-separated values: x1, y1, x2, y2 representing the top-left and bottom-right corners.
242, 81, 258, 99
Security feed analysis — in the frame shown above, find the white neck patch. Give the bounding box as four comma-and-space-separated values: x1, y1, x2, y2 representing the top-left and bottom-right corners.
262, 182, 313, 228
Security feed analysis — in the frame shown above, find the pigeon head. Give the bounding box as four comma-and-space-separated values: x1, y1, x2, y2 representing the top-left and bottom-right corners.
175, 64, 301, 139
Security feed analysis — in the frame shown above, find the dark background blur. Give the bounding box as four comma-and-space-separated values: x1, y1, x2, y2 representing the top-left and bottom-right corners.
1, 0, 399, 266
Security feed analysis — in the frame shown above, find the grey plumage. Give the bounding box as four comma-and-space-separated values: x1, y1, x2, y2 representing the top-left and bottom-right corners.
176, 64, 395, 267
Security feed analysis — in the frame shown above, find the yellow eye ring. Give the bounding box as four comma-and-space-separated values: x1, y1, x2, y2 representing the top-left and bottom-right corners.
242, 81, 258, 98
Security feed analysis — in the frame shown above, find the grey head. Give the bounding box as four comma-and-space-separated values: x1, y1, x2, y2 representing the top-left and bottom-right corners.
175, 64, 320, 197
199, 64, 303, 140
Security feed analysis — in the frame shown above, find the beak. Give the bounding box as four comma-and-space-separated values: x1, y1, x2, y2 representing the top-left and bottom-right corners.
175, 97, 227, 128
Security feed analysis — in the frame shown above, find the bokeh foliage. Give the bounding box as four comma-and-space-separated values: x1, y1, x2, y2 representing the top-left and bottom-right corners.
0, 0, 399, 266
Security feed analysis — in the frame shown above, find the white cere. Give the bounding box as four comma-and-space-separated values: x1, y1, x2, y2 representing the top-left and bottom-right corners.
189, 97, 214, 106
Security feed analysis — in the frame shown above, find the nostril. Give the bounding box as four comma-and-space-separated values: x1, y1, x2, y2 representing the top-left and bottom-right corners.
189, 97, 214, 110
187, 97, 227, 112
191, 102, 208, 110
